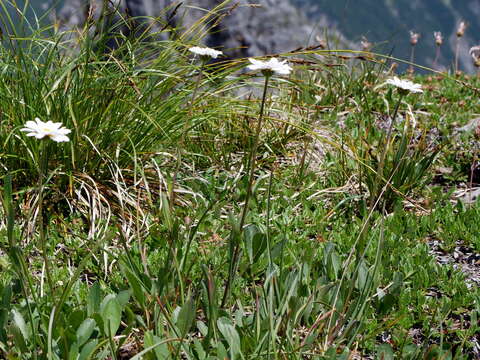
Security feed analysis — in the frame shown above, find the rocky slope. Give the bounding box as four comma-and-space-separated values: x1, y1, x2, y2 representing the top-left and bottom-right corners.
21, 0, 344, 58
6, 0, 351, 58
8, 0, 480, 72
293, 0, 480, 72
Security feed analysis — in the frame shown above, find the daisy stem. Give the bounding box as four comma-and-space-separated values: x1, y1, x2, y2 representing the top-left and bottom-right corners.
240, 74, 270, 230
409, 45, 415, 74
169, 61, 205, 214
38, 141, 55, 297
455, 38, 460, 74
433, 45, 440, 70
221, 74, 271, 307
369, 93, 405, 209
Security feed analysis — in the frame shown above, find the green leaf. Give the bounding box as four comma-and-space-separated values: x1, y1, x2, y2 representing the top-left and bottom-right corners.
193, 339, 206, 360
0, 309, 8, 343
325, 243, 341, 280
2, 174, 14, 248
100, 294, 122, 337
376, 343, 394, 360
177, 296, 196, 337
144, 331, 168, 360
68, 309, 86, 330
377, 293, 397, 315
217, 317, 241, 359
68, 342, 80, 360
196, 321, 208, 337
76, 318, 96, 347
243, 224, 267, 264
87, 282, 102, 316
78, 339, 98, 360
216, 340, 228, 360
116, 290, 130, 309
355, 259, 369, 290
124, 269, 146, 308
391, 271, 404, 294
11, 309, 29, 341
10, 310, 28, 352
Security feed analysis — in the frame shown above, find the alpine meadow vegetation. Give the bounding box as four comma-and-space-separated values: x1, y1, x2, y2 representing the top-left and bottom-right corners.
2, 1, 480, 359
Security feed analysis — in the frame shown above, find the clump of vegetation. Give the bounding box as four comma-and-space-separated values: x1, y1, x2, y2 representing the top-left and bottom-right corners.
1, 2, 480, 359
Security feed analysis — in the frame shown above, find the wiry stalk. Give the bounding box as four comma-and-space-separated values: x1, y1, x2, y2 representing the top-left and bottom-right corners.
369, 93, 405, 208
170, 62, 205, 213
455, 39, 460, 74
469, 143, 478, 204
38, 141, 55, 297
408, 46, 415, 74
239, 76, 270, 228
221, 75, 271, 307
433, 46, 440, 70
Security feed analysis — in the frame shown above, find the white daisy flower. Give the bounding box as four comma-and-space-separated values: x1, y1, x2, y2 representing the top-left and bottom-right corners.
21, 118, 71, 142
386, 77, 423, 94
188, 46, 223, 59
247, 57, 292, 76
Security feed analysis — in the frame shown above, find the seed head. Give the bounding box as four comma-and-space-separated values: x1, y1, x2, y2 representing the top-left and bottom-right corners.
434, 31, 443, 46
315, 36, 327, 49
360, 36, 372, 52
410, 31, 420, 46
457, 21, 467, 37
470, 46, 480, 67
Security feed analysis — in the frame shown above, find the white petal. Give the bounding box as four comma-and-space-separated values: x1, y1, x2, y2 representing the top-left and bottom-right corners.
51, 134, 70, 142
57, 128, 71, 135
24, 121, 37, 128
247, 58, 264, 70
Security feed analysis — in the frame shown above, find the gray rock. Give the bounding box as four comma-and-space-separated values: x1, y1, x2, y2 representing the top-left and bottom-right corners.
57, 0, 343, 57
454, 117, 480, 133
457, 187, 480, 204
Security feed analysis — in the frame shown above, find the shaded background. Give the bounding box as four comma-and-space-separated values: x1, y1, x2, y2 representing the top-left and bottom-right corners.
4, 0, 480, 72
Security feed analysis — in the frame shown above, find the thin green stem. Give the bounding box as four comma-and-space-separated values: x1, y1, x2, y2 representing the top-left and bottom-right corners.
433, 46, 440, 70
239, 75, 270, 230
221, 75, 271, 307
266, 168, 274, 267
469, 144, 478, 204
455, 38, 460, 74
297, 111, 310, 182
170, 61, 205, 213
408, 46, 415, 74
369, 93, 404, 208
38, 141, 55, 297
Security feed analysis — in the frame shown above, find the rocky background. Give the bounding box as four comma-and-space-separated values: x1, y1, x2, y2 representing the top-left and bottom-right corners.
54, 0, 341, 58
5, 0, 480, 72
293, 0, 480, 73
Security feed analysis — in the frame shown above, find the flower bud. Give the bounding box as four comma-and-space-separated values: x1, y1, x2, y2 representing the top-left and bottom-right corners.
410, 31, 420, 46
470, 46, 480, 67
360, 36, 372, 52
457, 21, 467, 37
434, 31, 443, 46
